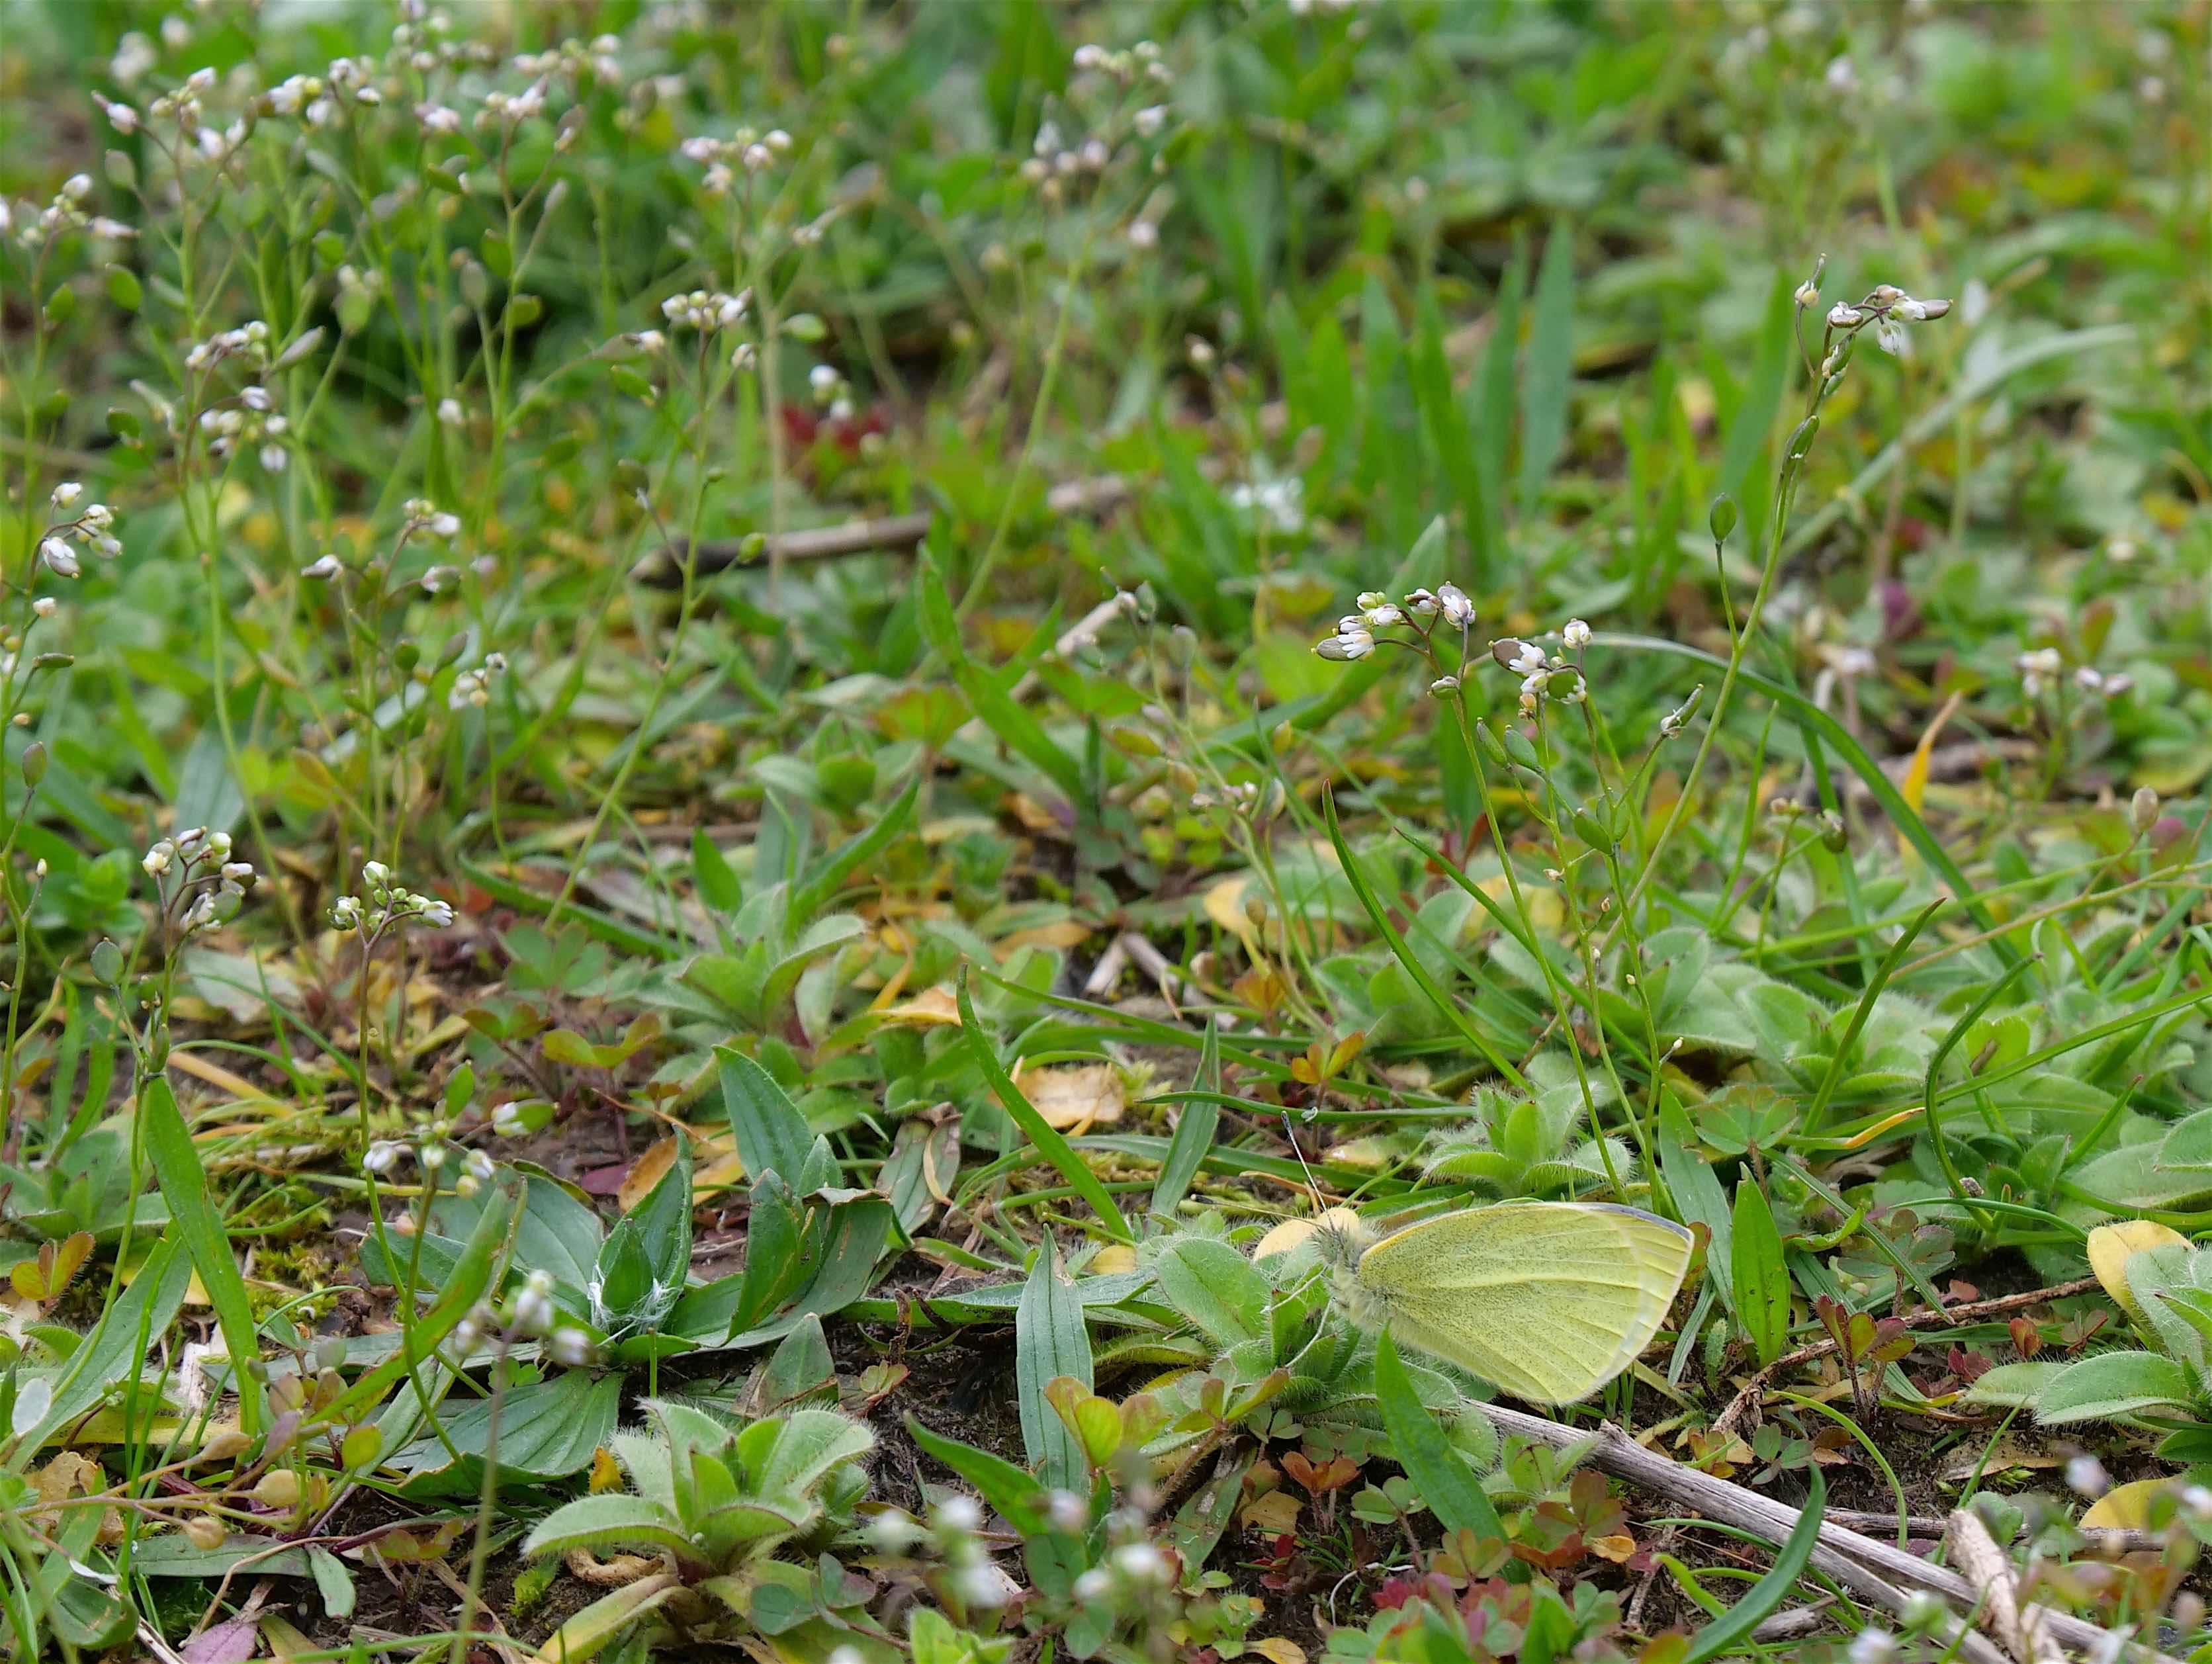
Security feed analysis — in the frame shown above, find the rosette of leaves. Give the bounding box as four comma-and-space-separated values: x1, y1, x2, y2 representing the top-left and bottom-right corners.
1108, 1229, 1498, 1468
1420, 1065, 1634, 1200
1969, 1221, 2212, 1494
522, 1397, 883, 1660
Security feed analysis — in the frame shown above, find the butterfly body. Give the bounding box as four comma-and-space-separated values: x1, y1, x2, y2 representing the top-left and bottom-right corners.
1268, 1201, 1693, 1405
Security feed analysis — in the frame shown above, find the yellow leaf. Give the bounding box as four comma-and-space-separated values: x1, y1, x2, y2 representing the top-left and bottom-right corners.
1900, 691, 1964, 816
1476, 874, 1562, 934
998, 920, 1093, 955
1091, 1244, 1138, 1275
617, 1137, 681, 1213
1010, 1061, 1125, 1135
258, 1615, 317, 1659
2082, 1476, 2177, 1530
1204, 875, 1261, 957
881, 986, 962, 1028
1253, 1216, 1330, 1260
589, 1446, 624, 1494
1239, 1488, 1303, 1534
2087, 1219, 2188, 1331
1249, 1640, 1308, 1664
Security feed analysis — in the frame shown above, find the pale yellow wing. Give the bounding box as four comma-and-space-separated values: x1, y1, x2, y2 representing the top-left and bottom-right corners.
1355, 1202, 1692, 1404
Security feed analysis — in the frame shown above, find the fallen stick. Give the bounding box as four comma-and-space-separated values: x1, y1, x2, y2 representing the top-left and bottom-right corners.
1480, 1401, 2178, 1664
631, 475, 1130, 585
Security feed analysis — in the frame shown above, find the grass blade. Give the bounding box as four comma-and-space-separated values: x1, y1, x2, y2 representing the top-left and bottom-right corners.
1372, 1329, 1503, 1543
1323, 788, 1528, 1091
1015, 1239, 1094, 1489
1518, 220, 1576, 514
1150, 1018, 1220, 1219
142, 1076, 266, 1436
1681, 1465, 1824, 1662
957, 967, 1133, 1242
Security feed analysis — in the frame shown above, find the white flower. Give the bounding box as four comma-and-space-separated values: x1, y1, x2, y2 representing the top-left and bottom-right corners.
953, 1565, 1010, 1609
1506, 640, 1546, 678
1314, 625, 1374, 662
50, 481, 83, 509
1847, 1628, 1897, 1664
1793, 279, 1820, 308
1046, 1489, 1088, 1532
510, 1269, 556, 1335
40, 539, 79, 578
1133, 104, 1169, 137
1875, 316, 1908, 356
2066, 1454, 2109, 1498
437, 397, 463, 427
416, 897, 455, 928
1824, 55, 1857, 93
301, 553, 342, 580
363, 1139, 408, 1175
547, 1327, 595, 1368
1827, 302, 1862, 329
330, 895, 363, 929
1073, 1568, 1112, 1603
1405, 588, 1439, 616
1361, 599, 1403, 628
31, 597, 56, 619
935, 1495, 984, 1534
142, 842, 174, 877
1113, 1542, 1168, 1583
2015, 646, 2061, 697
1436, 582, 1474, 627
1561, 618, 1591, 650
490, 1100, 531, 1137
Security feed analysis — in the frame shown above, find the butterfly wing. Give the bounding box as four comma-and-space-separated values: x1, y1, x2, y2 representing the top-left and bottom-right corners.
1354, 1202, 1692, 1404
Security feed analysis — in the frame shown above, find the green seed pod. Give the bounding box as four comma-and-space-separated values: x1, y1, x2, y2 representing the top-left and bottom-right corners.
1708, 494, 1738, 543
19, 742, 46, 787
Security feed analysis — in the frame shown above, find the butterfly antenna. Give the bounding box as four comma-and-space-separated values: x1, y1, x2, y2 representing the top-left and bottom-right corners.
1280, 1110, 1326, 1216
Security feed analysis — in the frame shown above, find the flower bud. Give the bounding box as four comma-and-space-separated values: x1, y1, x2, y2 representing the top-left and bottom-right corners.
1708, 495, 1738, 543
2131, 786, 2159, 834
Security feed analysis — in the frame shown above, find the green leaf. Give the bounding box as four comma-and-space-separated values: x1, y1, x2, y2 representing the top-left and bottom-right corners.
717, 1047, 812, 1188
1659, 1097, 1733, 1315
918, 550, 1084, 807
523, 1495, 697, 1565
957, 968, 1131, 1241
307, 1546, 356, 1620
1150, 1018, 1219, 1219
11, 1239, 191, 1455
1681, 1466, 1824, 1662
142, 1076, 266, 1435
1372, 1330, 1503, 1542
907, 1417, 1045, 1526
1518, 220, 1576, 513
2033, 1351, 2198, 1424
1730, 1181, 1791, 1368
1151, 1237, 1269, 1350
791, 773, 919, 924
391, 1369, 623, 1492
1016, 1241, 1094, 1489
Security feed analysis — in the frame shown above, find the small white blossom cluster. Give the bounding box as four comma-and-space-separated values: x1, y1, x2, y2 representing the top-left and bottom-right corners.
2016, 646, 2132, 702
1489, 625, 1591, 717
143, 827, 256, 935
448, 652, 508, 711
1313, 582, 1474, 662
1225, 475, 1305, 535
439, 1283, 597, 1370
1071, 39, 1172, 86
680, 126, 793, 195
402, 498, 463, 540
1815, 283, 1953, 360
183, 318, 270, 375
199, 398, 290, 472
659, 287, 750, 333
330, 859, 457, 934
6, 171, 133, 249
37, 484, 120, 580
